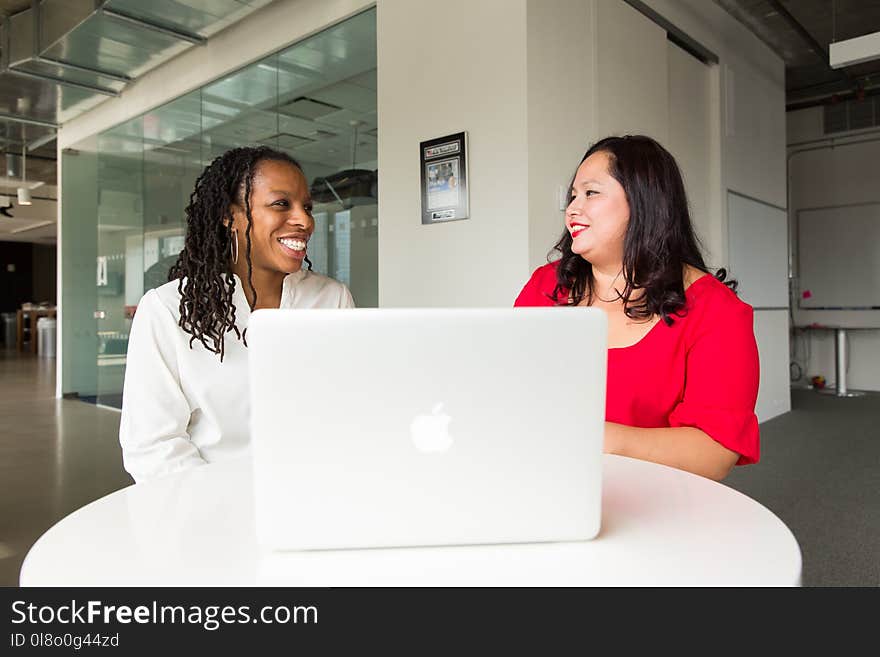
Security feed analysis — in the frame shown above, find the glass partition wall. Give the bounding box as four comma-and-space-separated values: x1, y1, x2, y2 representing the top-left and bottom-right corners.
96, 118, 144, 407
61, 9, 377, 407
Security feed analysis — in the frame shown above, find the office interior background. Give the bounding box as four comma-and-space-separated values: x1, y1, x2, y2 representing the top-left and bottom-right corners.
0, 0, 878, 586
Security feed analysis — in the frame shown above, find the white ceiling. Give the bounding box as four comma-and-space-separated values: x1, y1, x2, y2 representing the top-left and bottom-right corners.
0, 194, 57, 244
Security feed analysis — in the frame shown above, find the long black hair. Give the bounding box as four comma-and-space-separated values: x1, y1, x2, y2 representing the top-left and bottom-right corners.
168, 145, 312, 361
552, 135, 736, 324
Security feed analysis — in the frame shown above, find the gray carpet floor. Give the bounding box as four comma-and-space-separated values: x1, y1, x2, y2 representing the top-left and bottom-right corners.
725, 388, 880, 587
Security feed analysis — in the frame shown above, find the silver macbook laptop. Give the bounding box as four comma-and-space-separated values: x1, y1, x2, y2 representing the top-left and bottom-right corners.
248, 307, 607, 551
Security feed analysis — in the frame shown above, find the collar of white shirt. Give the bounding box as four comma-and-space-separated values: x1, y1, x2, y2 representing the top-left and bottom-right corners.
229, 270, 309, 325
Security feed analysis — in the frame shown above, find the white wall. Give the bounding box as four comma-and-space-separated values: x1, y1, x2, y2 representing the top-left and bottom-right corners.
596, 0, 669, 142
525, 0, 596, 272
644, 0, 787, 210
787, 106, 880, 391
668, 40, 716, 266
754, 310, 791, 421
377, 0, 529, 307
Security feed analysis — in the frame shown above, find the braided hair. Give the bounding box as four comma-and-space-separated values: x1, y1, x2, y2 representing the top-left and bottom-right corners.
168, 145, 312, 361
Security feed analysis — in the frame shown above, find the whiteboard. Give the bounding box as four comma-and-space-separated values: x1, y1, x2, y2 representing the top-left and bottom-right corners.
727, 192, 789, 308
798, 203, 880, 309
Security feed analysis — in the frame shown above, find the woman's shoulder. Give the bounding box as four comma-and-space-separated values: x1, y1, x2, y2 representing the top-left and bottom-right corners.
134, 279, 183, 322
685, 272, 753, 323
151, 278, 185, 306
289, 270, 354, 307
301, 269, 342, 286
298, 270, 349, 294
515, 261, 561, 307
532, 260, 560, 279
125, 281, 184, 340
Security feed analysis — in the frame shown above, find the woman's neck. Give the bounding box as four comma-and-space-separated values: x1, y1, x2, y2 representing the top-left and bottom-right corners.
233, 265, 289, 310
590, 262, 626, 303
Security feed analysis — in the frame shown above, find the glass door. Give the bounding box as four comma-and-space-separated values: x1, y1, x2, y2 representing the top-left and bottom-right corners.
60, 138, 99, 400
96, 118, 144, 408
61, 7, 379, 405
142, 90, 203, 294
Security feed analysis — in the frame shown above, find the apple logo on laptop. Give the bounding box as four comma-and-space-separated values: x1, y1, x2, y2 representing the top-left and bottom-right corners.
410, 402, 453, 453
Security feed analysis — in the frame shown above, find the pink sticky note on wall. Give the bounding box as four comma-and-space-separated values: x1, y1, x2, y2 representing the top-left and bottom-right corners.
802, 290, 812, 299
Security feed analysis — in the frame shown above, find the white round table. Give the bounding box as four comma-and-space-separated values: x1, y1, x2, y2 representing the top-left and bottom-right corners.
21, 455, 802, 586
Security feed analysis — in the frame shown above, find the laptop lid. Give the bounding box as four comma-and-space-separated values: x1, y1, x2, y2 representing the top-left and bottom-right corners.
249, 307, 607, 551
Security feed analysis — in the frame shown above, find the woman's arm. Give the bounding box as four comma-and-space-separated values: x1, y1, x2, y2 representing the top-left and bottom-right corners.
606, 293, 760, 481
604, 422, 739, 481
119, 290, 207, 483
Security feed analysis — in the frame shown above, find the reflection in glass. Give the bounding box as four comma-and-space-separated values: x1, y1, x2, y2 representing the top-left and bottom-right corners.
142, 90, 203, 292
96, 118, 143, 408
64, 8, 378, 407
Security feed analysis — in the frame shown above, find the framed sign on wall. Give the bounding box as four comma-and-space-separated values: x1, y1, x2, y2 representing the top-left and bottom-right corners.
420, 132, 469, 224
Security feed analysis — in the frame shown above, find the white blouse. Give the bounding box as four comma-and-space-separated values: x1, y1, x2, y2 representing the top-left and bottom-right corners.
119, 271, 354, 483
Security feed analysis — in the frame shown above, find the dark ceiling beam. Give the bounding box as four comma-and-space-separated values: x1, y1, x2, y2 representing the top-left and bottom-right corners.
765, 0, 830, 62
764, 0, 853, 88
21, 153, 56, 162
786, 72, 880, 110
788, 72, 880, 97
0, 112, 58, 129
788, 78, 848, 95
787, 85, 880, 112
0, 149, 57, 163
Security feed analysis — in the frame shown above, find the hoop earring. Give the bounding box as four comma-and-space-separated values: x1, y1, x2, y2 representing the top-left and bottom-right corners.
230, 228, 239, 265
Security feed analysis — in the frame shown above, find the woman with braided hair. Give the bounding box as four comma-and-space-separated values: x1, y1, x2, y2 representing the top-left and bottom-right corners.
120, 146, 354, 483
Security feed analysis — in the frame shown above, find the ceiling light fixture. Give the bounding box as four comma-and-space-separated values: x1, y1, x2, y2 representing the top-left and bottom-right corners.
829, 30, 880, 69
10, 220, 53, 234
17, 142, 32, 205
5, 152, 20, 178
349, 119, 364, 168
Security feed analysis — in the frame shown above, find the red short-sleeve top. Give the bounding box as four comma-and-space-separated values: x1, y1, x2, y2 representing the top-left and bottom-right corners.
514, 261, 760, 465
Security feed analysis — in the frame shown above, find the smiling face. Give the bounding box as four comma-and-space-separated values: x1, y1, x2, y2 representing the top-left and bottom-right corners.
565, 151, 630, 268
230, 158, 314, 276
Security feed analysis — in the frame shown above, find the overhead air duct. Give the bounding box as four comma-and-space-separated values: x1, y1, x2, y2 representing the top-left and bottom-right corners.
0, 0, 272, 128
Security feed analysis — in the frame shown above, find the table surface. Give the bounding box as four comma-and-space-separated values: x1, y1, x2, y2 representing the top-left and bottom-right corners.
20, 455, 802, 587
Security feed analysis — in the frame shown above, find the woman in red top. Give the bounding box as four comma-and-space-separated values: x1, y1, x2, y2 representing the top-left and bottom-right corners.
515, 135, 759, 480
